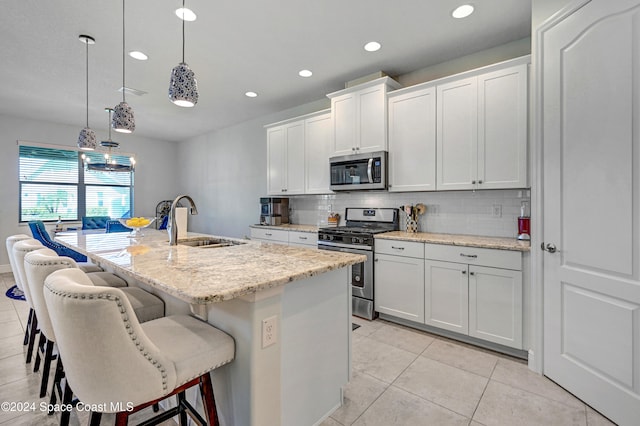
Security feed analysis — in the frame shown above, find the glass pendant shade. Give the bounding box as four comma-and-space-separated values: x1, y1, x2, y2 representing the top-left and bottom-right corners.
112, 101, 135, 133
77, 127, 97, 150
169, 62, 198, 107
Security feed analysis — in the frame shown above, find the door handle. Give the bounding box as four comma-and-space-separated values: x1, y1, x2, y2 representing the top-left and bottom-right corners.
541, 242, 557, 253
367, 158, 373, 183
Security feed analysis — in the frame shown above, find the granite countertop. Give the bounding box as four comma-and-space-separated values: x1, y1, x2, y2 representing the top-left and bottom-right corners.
55, 229, 363, 305
376, 231, 531, 252
250, 224, 319, 233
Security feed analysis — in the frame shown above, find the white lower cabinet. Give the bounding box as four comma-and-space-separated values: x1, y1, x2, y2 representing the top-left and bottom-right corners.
468, 265, 522, 348
249, 227, 289, 244
424, 259, 469, 334
288, 231, 317, 248
375, 253, 425, 323
376, 238, 524, 350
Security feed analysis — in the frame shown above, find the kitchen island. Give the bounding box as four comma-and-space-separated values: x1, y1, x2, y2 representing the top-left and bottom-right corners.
56, 229, 364, 426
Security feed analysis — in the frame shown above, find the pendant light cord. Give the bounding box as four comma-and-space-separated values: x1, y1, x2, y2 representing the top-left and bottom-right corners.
85, 38, 89, 127
182, 0, 185, 64
122, 0, 126, 102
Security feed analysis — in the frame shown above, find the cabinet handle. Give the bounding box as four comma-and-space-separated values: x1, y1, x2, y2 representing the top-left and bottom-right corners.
471, 180, 476, 184
478, 180, 483, 184
374, 258, 379, 262
391, 246, 405, 250
470, 271, 475, 276
462, 270, 467, 274
352, 147, 356, 151
298, 236, 307, 240
265, 233, 272, 236
460, 253, 478, 258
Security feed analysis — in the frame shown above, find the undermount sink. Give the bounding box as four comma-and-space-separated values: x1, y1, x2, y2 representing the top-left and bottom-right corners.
177, 237, 246, 248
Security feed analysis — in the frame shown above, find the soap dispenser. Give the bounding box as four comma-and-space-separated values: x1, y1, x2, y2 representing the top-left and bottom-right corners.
517, 201, 530, 241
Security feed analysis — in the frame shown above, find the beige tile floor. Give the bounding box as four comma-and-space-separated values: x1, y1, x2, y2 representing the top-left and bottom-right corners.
322, 317, 618, 426
0, 271, 617, 426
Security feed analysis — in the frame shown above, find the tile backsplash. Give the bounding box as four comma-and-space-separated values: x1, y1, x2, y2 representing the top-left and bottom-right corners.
288, 189, 530, 238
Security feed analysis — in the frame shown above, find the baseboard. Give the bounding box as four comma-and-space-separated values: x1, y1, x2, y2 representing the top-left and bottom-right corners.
0, 264, 12, 274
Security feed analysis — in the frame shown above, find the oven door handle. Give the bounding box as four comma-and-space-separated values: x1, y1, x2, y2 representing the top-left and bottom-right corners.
318, 241, 372, 251
367, 158, 373, 183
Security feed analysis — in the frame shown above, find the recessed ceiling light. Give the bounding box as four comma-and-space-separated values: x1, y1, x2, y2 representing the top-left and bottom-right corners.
298, 69, 313, 78
364, 41, 381, 52
128, 51, 148, 60
452, 4, 474, 19
245, 91, 258, 98
175, 7, 197, 21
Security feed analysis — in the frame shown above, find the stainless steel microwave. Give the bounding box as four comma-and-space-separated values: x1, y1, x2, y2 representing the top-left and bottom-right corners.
329, 151, 387, 191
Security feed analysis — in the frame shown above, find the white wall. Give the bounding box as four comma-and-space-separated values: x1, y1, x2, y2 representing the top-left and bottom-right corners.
176, 39, 532, 240
0, 113, 180, 267
176, 99, 330, 238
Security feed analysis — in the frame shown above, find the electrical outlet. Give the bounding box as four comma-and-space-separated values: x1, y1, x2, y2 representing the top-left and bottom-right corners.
262, 315, 278, 348
430, 204, 440, 216
492, 204, 502, 218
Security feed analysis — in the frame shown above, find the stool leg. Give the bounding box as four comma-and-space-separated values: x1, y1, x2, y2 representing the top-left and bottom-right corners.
89, 412, 102, 426
25, 311, 38, 363
200, 373, 219, 426
49, 356, 65, 412
39, 339, 55, 397
33, 333, 46, 372
60, 380, 73, 426
177, 392, 188, 425
114, 411, 129, 426
23, 308, 33, 345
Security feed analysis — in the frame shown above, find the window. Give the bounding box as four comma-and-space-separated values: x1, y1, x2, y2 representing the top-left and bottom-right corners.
19, 144, 134, 222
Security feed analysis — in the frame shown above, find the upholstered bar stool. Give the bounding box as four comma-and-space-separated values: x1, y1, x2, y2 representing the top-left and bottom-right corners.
24, 248, 166, 424
44, 268, 235, 426
12, 238, 45, 363
5, 234, 33, 346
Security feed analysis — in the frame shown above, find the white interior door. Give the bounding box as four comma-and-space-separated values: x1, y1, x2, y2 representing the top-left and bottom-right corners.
540, 1, 640, 425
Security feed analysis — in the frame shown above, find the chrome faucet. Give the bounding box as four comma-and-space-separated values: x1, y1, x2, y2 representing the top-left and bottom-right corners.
167, 195, 198, 245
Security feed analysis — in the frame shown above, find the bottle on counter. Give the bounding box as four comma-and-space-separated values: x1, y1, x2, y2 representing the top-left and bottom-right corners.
55, 216, 63, 232
517, 201, 530, 241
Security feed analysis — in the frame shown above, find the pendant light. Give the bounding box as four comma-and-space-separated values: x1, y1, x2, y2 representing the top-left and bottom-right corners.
168, 0, 199, 107
112, 0, 135, 133
77, 35, 97, 150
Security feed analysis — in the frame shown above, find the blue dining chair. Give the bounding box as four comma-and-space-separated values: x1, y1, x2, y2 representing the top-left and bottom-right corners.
27, 221, 87, 263
105, 220, 132, 233
81, 216, 111, 230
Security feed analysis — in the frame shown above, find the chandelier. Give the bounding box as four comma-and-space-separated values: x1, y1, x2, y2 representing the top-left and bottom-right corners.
82, 108, 136, 172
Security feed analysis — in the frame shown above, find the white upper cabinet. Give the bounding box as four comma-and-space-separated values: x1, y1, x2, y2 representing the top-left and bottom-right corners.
388, 85, 438, 192
477, 64, 528, 189
437, 62, 528, 190
327, 77, 402, 156
437, 77, 478, 191
266, 109, 333, 196
267, 120, 305, 195
304, 111, 332, 194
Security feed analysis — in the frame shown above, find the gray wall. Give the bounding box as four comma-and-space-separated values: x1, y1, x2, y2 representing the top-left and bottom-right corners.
176, 38, 532, 239
0, 113, 180, 268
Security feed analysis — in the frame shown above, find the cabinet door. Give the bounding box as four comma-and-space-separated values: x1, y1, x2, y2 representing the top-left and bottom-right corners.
468, 265, 522, 349
285, 122, 305, 194
267, 126, 286, 195
388, 87, 436, 192
436, 77, 478, 191
358, 85, 388, 153
305, 113, 332, 194
375, 253, 425, 322
477, 64, 528, 189
331, 93, 357, 156
424, 259, 468, 334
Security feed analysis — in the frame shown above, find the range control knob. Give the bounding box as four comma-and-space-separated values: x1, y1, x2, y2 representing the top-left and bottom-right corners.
351, 237, 359, 244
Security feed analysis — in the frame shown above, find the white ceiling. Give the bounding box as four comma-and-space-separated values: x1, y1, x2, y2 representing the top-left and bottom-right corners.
0, 1, 531, 142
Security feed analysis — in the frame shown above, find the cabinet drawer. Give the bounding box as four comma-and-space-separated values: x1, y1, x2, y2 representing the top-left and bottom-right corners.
375, 239, 424, 258
424, 243, 521, 270
250, 228, 289, 243
288, 231, 317, 246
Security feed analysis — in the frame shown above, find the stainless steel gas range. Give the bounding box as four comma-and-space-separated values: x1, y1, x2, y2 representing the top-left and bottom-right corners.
317, 208, 399, 320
